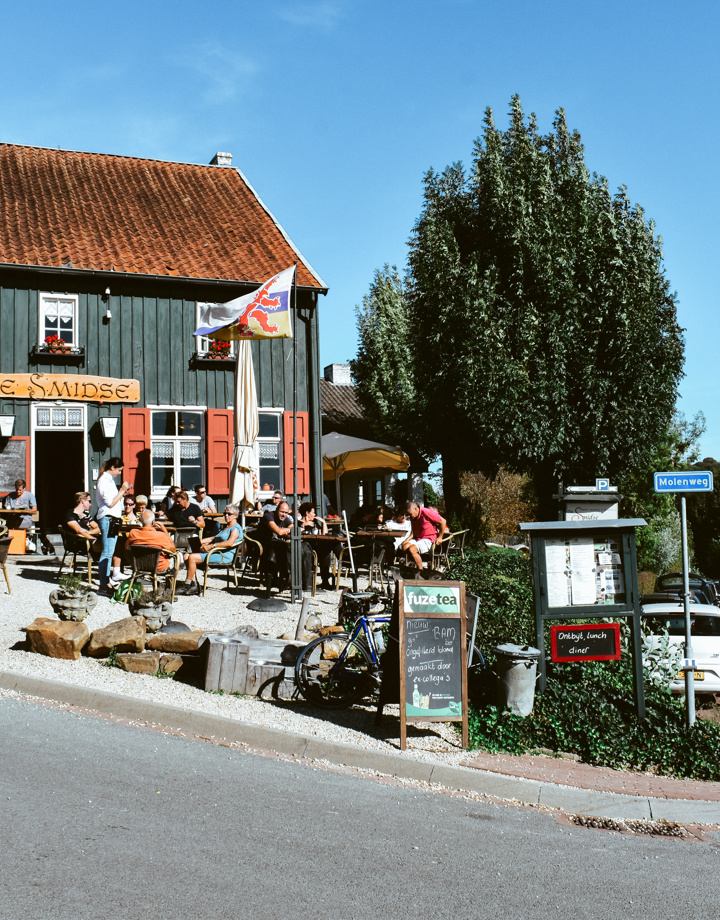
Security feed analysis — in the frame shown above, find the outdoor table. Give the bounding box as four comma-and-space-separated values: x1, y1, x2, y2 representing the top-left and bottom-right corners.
302, 533, 346, 590
0, 509, 41, 554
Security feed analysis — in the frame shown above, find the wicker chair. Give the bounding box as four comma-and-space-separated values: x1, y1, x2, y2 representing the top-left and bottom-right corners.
57, 526, 95, 586
200, 538, 245, 597
126, 544, 182, 604
0, 530, 12, 595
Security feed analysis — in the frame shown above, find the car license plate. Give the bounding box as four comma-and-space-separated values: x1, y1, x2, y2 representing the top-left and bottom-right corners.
676, 670, 705, 680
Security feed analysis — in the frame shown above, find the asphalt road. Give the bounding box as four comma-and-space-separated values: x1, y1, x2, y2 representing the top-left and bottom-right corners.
1, 696, 719, 920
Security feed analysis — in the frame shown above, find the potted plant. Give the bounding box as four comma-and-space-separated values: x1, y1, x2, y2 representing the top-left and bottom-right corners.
49, 573, 98, 621
45, 334, 70, 353
207, 339, 231, 359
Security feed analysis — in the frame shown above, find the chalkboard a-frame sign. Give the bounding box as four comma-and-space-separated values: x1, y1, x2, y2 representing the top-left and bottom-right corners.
399, 580, 468, 751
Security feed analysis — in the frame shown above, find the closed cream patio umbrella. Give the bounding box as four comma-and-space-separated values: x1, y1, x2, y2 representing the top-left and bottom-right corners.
322, 431, 410, 513
229, 340, 259, 511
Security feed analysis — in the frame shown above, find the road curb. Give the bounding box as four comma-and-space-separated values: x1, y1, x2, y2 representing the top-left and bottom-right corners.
2, 669, 719, 824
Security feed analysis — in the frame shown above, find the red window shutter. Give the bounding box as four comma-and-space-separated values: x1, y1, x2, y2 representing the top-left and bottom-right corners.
207, 410, 234, 495
283, 411, 310, 495
122, 408, 151, 495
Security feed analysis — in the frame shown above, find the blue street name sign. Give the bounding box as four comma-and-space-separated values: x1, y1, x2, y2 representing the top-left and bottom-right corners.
654, 471, 714, 493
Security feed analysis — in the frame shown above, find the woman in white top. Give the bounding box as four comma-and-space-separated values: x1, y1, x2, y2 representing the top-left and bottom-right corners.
95, 456, 130, 590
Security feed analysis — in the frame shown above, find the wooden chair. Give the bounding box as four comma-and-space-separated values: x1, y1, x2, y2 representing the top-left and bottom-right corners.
58, 526, 95, 586
0, 530, 12, 595
126, 544, 182, 604
200, 538, 245, 597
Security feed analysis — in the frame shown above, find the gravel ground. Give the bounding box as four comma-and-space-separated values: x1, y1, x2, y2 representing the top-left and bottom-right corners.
0, 550, 468, 767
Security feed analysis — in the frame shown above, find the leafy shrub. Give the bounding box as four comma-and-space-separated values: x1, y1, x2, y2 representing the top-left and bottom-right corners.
446, 545, 534, 661
468, 654, 720, 781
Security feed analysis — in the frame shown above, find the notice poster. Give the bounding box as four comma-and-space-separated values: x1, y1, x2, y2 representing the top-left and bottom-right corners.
569, 537, 596, 605
546, 539, 570, 607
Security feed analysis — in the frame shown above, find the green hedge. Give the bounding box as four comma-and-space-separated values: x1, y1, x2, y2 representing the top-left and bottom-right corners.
448, 545, 720, 780
468, 657, 720, 781
446, 545, 534, 660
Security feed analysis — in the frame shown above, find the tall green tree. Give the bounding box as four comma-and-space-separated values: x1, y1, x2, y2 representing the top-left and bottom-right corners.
351, 265, 419, 450
355, 96, 685, 519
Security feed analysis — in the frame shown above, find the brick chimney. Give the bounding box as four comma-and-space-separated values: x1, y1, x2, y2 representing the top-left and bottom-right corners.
323, 363, 353, 386
210, 152, 232, 167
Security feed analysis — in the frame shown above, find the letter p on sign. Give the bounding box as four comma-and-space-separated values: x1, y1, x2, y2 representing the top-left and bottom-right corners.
596, 478, 610, 491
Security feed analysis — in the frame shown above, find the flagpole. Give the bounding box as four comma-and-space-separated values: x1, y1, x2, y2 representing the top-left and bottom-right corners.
290, 262, 301, 603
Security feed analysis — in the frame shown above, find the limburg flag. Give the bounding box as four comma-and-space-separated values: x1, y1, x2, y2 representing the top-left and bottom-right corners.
194, 266, 295, 341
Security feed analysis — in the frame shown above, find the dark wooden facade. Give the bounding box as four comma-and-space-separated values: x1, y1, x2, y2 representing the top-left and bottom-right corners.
0, 266, 324, 527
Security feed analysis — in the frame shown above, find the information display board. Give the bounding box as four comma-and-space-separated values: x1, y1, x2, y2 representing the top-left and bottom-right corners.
520, 518, 646, 719
399, 580, 468, 750
545, 535, 625, 607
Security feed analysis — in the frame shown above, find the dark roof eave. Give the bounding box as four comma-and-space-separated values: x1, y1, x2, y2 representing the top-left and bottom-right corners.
0, 261, 329, 295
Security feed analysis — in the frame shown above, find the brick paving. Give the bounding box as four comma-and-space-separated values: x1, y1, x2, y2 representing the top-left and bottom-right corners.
462, 751, 720, 801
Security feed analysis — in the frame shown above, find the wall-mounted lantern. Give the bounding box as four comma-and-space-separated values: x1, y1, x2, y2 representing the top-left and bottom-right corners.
99, 416, 118, 439
0, 416, 15, 436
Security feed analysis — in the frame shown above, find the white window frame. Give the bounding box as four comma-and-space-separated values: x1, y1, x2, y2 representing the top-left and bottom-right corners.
148, 406, 205, 501
195, 303, 235, 356
38, 292, 79, 348
30, 402, 88, 492
255, 408, 284, 496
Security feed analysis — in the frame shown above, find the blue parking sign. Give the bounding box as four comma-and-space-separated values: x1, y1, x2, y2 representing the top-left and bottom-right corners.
654, 471, 714, 493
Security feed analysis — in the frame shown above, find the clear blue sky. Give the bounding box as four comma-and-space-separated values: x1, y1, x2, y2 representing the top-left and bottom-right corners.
2, 0, 718, 460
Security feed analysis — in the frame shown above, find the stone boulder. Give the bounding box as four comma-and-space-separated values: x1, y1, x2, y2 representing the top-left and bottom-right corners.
159, 654, 183, 674
26, 618, 90, 660
116, 651, 161, 674
87, 617, 146, 658
147, 630, 211, 654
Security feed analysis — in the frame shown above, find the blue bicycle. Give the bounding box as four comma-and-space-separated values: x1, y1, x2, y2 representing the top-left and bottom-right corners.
295, 612, 391, 709
295, 609, 486, 709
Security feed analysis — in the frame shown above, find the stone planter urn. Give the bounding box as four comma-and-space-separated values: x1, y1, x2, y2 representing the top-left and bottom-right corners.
49, 587, 98, 621
128, 595, 171, 632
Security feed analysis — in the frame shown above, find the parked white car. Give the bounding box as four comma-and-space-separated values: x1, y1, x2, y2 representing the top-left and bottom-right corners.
642, 601, 720, 693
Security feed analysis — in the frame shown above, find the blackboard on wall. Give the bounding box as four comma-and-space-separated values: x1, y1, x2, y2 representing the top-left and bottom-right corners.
399, 580, 468, 750
0, 437, 29, 494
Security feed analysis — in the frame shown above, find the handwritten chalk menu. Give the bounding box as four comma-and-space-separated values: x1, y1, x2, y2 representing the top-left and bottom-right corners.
0, 437, 29, 494
550, 623, 622, 662
544, 534, 626, 607
399, 580, 468, 750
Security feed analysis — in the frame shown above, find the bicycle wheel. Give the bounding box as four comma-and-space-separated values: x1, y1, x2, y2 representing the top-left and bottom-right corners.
295, 632, 374, 709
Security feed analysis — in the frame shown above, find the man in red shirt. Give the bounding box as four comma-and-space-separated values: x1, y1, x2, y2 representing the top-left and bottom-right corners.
401, 501, 447, 571
125, 511, 178, 573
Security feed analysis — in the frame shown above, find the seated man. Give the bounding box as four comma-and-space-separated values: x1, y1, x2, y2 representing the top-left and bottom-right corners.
256, 499, 294, 595
298, 501, 338, 591
4, 479, 37, 530
64, 491, 102, 559
401, 501, 447, 571
193, 484, 218, 536
258, 490, 284, 514
167, 490, 205, 531
125, 510, 178, 574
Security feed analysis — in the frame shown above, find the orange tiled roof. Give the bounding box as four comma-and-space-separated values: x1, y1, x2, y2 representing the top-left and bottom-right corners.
0, 144, 324, 288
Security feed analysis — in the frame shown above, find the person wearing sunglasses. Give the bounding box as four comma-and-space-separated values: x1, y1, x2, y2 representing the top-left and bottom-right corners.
178, 504, 242, 595
194, 484, 218, 536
